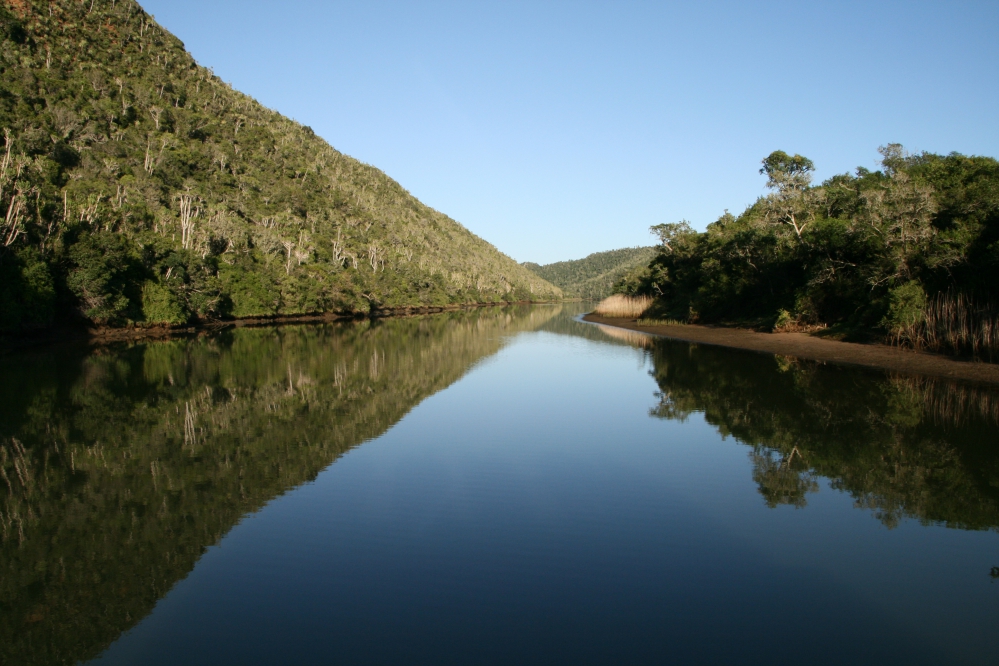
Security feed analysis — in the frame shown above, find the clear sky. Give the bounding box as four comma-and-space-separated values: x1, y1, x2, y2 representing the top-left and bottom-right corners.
140, 0, 999, 265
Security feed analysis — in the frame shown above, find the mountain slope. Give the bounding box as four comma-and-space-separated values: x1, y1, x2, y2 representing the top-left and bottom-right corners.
523, 246, 655, 299
0, 0, 560, 332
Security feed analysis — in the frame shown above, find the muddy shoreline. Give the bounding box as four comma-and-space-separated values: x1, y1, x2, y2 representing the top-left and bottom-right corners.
0, 301, 557, 355
583, 314, 999, 386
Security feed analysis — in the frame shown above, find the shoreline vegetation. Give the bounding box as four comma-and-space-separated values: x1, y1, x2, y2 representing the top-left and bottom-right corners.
612, 147, 999, 362
0, 0, 561, 338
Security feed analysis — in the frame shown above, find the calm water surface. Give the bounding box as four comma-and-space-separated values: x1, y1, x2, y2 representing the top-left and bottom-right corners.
2, 304, 998, 665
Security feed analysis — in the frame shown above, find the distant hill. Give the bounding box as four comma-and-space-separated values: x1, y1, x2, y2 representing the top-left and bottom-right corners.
523, 247, 656, 300
0, 0, 560, 333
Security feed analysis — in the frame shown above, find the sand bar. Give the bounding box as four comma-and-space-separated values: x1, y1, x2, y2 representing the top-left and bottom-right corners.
583, 314, 999, 386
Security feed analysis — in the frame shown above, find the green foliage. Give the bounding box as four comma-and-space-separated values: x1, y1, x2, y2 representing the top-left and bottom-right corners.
65, 231, 142, 323
0, 246, 55, 330
140, 279, 187, 324
630, 146, 999, 341
773, 308, 794, 331
524, 247, 656, 299
0, 0, 560, 333
882, 281, 927, 344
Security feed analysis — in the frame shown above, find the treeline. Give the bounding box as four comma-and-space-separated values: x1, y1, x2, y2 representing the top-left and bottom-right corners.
0, 0, 559, 334
617, 146, 999, 357
523, 246, 655, 300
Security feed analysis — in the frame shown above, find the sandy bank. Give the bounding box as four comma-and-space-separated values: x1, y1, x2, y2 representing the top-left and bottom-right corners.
583, 314, 999, 386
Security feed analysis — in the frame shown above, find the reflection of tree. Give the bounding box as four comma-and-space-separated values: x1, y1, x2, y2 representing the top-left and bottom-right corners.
644, 337, 999, 529
651, 390, 692, 422
750, 446, 819, 509
0, 305, 559, 666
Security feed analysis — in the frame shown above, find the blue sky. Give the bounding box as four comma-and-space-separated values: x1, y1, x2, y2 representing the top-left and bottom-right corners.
141, 0, 999, 264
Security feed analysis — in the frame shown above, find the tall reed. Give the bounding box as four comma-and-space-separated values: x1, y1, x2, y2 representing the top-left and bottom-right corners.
592, 294, 653, 318
913, 292, 999, 362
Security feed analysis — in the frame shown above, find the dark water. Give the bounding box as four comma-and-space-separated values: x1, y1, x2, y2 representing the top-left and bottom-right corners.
2, 304, 998, 665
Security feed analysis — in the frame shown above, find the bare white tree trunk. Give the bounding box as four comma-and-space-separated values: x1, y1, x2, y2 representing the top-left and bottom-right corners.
1, 131, 33, 247
177, 193, 200, 250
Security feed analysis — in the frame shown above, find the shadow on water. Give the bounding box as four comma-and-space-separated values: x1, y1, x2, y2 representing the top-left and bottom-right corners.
0, 305, 561, 666
578, 317, 999, 532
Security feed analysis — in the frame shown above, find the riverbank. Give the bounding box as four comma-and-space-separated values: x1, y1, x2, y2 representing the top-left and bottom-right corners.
583, 314, 999, 385
0, 301, 558, 355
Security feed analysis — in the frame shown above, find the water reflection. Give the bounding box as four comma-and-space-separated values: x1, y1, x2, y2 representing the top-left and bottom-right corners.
605, 330, 999, 531
0, 305, 560, 666
4, 304, 998, 665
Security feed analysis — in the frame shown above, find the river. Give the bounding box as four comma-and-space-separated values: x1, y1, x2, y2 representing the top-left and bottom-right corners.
2, 303, 998, 665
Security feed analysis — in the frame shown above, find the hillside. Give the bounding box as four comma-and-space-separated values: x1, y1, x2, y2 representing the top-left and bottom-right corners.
0, 0, 560, 333
523, 246, 655, 300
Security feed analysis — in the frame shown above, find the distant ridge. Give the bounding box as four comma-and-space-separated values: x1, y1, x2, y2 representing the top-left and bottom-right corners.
524, 247, 655, 300
0, 0, 560, 333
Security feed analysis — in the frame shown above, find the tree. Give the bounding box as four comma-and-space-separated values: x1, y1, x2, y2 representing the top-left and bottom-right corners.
759, 150, 821, 241
0, 130, 35, 248
857, 145, 937, 284
650, 220, 695, 254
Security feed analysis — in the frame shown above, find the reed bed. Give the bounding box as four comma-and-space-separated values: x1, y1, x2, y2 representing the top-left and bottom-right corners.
592, 294, 653, 319
904, 293, 999, 362
637, 317, 687, 327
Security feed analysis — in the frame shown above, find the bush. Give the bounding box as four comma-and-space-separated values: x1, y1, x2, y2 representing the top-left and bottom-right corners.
220, 265, 280, 318
882, 281, 927, 345
66, 232, 143, 324
0, 247, 56, 331
141, 280, 188, 325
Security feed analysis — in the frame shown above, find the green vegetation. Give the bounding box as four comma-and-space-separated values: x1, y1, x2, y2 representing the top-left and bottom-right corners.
523, 246, 654, 300
618, 146, 999, 357
0, 0, 560, 334
0, 304, 560, 665
644, 335, 999, 529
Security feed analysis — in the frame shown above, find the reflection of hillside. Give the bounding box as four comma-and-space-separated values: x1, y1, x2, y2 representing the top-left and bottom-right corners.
0, 305, 557, 666
535, 303, 649, 348
645, 339, 999, 531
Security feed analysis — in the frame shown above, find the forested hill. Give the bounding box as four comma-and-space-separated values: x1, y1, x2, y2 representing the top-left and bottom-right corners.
0, 0, 560, 333
523, 247, 655, 300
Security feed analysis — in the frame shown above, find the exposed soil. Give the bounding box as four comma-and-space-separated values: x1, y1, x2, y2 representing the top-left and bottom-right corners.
583, 314, 999, 386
